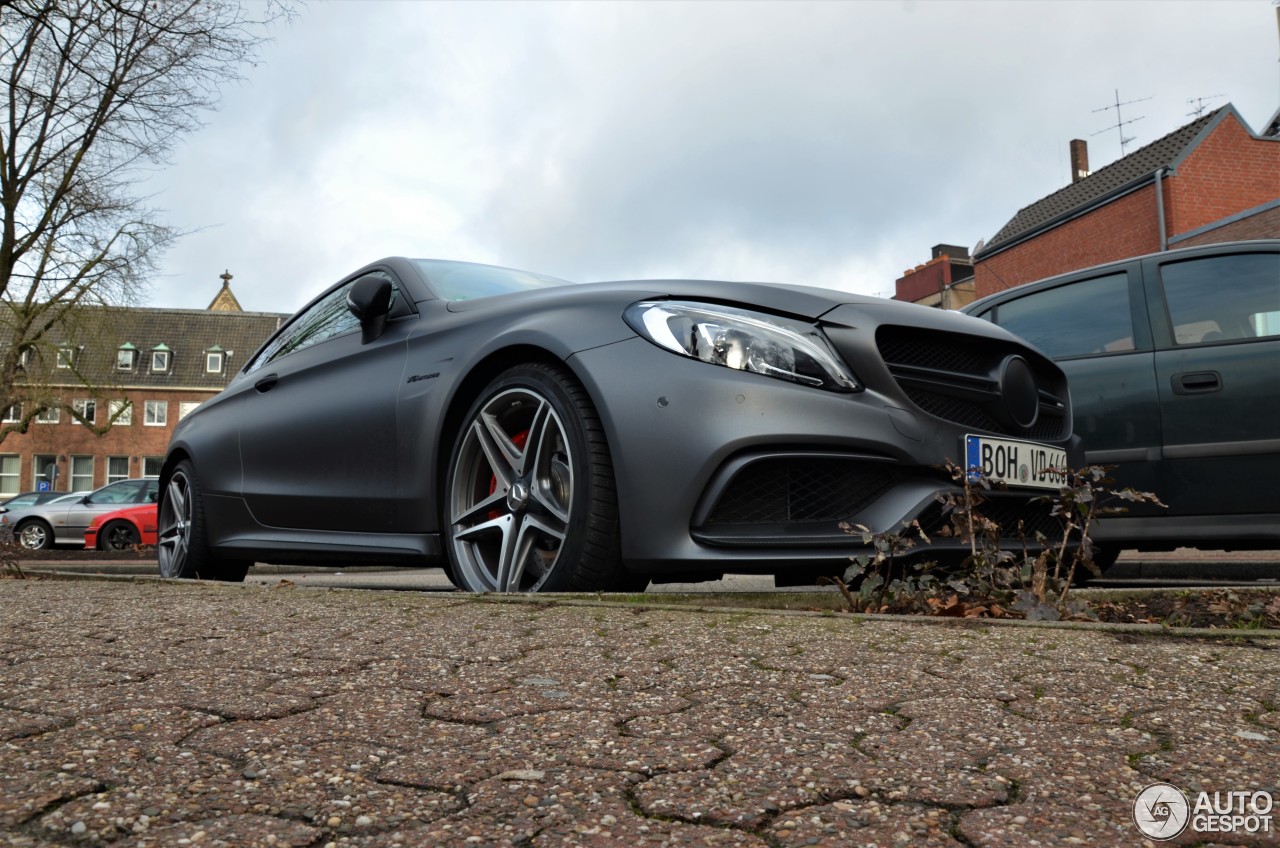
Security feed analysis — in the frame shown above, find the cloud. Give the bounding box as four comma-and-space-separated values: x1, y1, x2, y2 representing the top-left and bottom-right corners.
145, 0, 1279, 314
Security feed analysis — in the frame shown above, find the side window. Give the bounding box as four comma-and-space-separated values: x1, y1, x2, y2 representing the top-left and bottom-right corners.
1160, 253, 1280, 345
993, 273, 1135, 359
248, 272, 399, 372
88, 480, 144, 505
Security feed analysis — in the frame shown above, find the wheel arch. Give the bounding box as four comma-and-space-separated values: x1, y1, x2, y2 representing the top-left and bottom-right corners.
436, 345, 582, 502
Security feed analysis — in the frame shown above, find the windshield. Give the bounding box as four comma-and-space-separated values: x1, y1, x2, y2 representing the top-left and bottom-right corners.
413, 259, 574, 302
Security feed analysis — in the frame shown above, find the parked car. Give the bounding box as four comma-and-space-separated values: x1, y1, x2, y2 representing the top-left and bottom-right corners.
0, 491, 72, 513
160, 258, 1078, 589
2, 478, 159, 550
85, 503, 158, 551
963, 240, 1279, 567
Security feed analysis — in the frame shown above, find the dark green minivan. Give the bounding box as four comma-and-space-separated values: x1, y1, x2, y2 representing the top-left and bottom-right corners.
964, 240, 1279, 568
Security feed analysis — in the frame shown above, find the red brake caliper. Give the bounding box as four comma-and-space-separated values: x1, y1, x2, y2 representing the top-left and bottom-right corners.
488, 430, 529, 519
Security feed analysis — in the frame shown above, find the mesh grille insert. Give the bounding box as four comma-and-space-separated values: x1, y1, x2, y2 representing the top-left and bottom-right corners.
705, 458, 898, 526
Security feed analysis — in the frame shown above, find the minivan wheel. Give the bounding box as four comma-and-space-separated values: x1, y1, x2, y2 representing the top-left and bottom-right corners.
445, 363, 622, 592
158, 460, 250, 582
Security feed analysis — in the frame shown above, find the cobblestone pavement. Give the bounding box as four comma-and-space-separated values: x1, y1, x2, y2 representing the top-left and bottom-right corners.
1, 579, 1277, 847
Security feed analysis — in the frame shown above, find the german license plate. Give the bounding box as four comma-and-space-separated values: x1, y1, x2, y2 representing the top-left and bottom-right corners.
964, 435, 1068, 490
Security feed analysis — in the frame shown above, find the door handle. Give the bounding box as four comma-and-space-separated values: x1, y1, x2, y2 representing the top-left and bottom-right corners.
1172, 371, 1221, 395
254, 373, 279, 393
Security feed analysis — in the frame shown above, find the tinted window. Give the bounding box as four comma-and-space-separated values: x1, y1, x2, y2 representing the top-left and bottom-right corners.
250, 272, 399, 371
994, 273, 1135, 359
1160, 253, 1280, 345
88, 480, 145, 504
415, 259, 572, 302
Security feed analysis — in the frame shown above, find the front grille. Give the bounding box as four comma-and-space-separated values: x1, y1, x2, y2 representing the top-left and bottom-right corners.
875, 326, 1070, 441
704, 458, 898, 526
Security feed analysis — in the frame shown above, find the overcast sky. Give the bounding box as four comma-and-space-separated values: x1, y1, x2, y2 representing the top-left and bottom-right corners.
145, 0, 1280, 315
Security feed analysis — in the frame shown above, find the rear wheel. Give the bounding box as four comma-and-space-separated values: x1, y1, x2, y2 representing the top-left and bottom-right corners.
17, 519, 53, 550
445, 363, 622, 592
157, 460, 250, 582
98, 520, 140, 551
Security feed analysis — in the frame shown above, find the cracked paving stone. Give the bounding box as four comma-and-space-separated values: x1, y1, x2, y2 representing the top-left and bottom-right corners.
957, 800, 1166, 846
123, 813, 321, 846
1132, 706, 1280, 795
0, 771, 100, 828
768, 799, 959, 847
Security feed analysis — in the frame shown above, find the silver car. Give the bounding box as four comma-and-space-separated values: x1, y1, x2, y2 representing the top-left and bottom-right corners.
2, 478, 158, 549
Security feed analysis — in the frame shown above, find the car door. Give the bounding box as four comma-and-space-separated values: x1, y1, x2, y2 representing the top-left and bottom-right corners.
238, 270, 413, 533
979, 268, 1166, 503
1146, 248, 1280, 517
57, 479, 153, 540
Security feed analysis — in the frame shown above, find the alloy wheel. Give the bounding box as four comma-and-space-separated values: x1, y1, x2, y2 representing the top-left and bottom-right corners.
158, 471, 192, 577
449, 387, 574, 592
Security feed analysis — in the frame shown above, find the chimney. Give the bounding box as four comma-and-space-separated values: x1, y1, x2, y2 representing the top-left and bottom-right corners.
1069, 139, 1090, 183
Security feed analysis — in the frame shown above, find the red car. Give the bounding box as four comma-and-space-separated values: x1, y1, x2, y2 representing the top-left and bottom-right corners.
84, 503, 158, 551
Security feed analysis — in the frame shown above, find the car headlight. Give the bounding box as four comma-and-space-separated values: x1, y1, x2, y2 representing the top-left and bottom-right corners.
624, 300, 860, 392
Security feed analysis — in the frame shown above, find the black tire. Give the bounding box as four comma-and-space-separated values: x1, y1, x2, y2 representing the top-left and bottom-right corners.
1090, 543, 1122, 573
98, 520, 140, 551
17, 519, 53, 550
444, 363, 622, 592
157, 460, 250, 582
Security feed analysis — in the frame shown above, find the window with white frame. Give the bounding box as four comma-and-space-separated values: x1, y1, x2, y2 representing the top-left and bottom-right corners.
205, 350, 224, 373
56, 347, 75, 369
1, 404, 20, 423
144, 400, 167, 426
0, 455, 18, 494
32, 454, 56, 489
72, 398, 96, 424
17, 349, 31, 370
35, 405, 59, 424
71, 456, 94, 492
117, 346, 137, 370
107, 456, 130, 484
151, 348, 170, 372
178, 401, 201, 420
109, 399, 132, 426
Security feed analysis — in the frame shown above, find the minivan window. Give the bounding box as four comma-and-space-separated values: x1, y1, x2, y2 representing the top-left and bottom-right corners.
993, 273, 1134, 358
1160, 253, 1280, 345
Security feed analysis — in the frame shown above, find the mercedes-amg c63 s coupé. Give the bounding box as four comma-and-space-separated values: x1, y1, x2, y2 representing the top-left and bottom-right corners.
158, 258, 1078, 592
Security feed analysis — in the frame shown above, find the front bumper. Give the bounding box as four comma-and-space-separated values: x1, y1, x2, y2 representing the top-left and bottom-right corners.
570, 337, 1078, 575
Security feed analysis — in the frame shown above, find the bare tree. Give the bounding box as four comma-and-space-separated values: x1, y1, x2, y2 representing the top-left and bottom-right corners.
0, 0, 290, 440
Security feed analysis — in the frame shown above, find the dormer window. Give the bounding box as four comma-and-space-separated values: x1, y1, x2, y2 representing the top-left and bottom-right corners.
56, 346, 75, 369
117, 343, 137, 371
205, 345, 224, 374
151, 344, 170, 373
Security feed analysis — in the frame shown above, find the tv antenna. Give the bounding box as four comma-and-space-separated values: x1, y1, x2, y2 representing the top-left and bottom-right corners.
1091, 89, 1152, 156
1186, 94, 1225, 118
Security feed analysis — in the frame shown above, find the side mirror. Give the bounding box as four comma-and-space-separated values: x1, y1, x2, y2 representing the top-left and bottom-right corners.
347, 275, 393, 344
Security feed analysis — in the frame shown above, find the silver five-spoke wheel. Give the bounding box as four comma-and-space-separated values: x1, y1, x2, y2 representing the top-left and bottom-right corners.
445, 364, 622, 593
158, 469, 192, 577
156, 460, 249, 582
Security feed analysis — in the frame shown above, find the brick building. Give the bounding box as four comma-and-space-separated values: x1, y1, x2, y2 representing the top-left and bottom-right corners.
892, 243, 977, 309
973, 103, 1280, 297
0, 282, 285, 495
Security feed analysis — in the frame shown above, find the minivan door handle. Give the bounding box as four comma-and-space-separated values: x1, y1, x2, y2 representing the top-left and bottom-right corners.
1172, 371, 1221, 395
254, 373, 279, 393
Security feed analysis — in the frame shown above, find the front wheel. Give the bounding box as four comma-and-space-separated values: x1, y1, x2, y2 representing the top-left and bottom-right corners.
444, 363, 622, 592
17, 519, 53, 550
98, 520, 140, 551
157, 460, 250, 582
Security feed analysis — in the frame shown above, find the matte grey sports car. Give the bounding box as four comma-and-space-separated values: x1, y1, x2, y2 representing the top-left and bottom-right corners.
158, 258, 1078, 591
